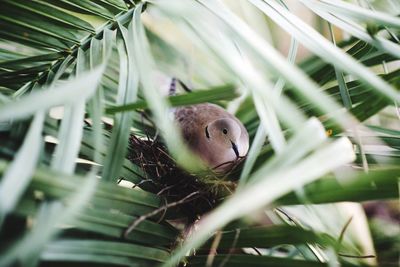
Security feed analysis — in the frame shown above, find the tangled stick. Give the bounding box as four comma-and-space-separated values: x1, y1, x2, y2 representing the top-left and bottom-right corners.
123, 191, 200, 238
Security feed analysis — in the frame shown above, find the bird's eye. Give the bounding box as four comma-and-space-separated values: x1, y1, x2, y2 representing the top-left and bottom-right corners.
222, 128, 228, 134
205, 126, 210, 138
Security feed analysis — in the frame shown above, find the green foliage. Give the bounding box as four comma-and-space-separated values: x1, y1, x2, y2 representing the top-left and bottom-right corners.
0, 0, 399, 267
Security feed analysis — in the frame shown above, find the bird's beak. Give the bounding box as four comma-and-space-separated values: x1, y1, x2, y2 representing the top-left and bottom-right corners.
230, 141, 240, 158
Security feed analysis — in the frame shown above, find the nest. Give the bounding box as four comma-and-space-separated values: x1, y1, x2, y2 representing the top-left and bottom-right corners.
127, 134, 242, 222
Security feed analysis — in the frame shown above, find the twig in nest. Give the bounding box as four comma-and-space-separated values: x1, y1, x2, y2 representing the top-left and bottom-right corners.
131, 179, 156, 189
212, 156, 245, 176
198, 194, 214, 209
206, 230, 222, 267
156, 197, 169, 224
157, 184, 178, 196
123, 191, 200, 238
218, 229, 240, 267
338, 216, 353, 246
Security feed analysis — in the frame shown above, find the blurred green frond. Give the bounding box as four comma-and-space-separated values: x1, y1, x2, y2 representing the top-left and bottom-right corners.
0, 0, 399, 266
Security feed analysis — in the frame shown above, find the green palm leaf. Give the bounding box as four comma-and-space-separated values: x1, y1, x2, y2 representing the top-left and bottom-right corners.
0, 1, 399, 267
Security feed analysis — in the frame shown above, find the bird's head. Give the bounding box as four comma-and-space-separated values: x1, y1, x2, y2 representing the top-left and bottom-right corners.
205, 118, 244, 161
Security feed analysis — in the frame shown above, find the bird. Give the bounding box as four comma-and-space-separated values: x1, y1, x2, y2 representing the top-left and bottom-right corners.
174, 103, 249, 173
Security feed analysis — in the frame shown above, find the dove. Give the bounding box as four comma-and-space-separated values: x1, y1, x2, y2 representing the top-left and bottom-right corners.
174, 103, 249, 173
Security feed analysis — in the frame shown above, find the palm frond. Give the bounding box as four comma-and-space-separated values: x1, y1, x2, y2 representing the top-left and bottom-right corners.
0, 0, 399, 267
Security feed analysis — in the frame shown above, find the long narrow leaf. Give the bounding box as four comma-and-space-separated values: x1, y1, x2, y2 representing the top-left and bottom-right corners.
102, 23, 138, 182
0, 112, 44, 225
0, 67, 104, 122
